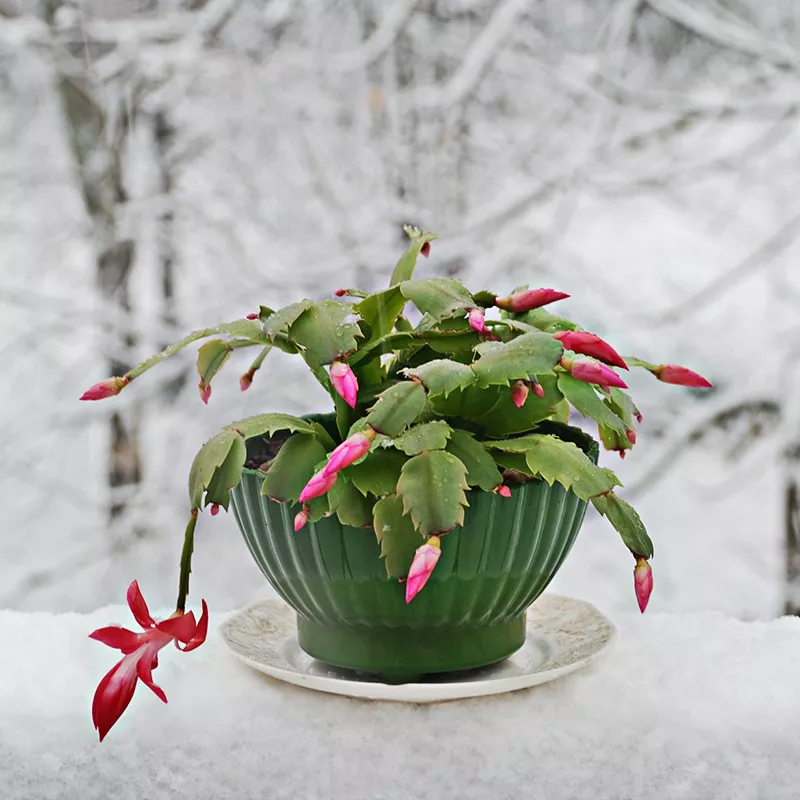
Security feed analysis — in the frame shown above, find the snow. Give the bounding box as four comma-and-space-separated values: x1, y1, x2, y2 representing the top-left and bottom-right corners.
3, 597, 800, 799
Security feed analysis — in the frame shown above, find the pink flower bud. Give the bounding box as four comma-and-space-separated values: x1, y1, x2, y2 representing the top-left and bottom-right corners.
467, 307, 489, 335
334, 289, 347, 297
330, 361, 359, 409
240, 370, 254, 392
562, 357, 628, 390
298, 469, 339, 503
626, 429, 637, 445
210, 504, 220, 517
405, 536, 441, 604
496, 485, 512, 498
635, 411, 643, 424
495, 288, 570, 313
246, 312, 259, 320
634, 557, 653, 613
420, 242, 431, 258
80, 376, 129, 401
532, 381, 545, 399
324, 429, 376, 475
619, 450, 627, 460
294, 505, 309, 532
198, 380, 211, 405
553, 331, 628, 370
654, 364, 712, 388
511, 380, 529, 408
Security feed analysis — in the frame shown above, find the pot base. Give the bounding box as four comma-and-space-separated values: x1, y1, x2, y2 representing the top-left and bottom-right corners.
296, 614, 527, 683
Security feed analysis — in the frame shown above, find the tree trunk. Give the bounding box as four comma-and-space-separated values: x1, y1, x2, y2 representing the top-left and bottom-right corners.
152, 109, 189, 399
785, 472, 800, 615
56, 74, 142, 522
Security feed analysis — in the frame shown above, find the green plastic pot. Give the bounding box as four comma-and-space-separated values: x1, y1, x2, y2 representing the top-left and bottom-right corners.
230, 421, 597, 682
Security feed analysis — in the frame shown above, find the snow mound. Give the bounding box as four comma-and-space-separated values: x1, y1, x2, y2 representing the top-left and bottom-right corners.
2, 601, 799, 800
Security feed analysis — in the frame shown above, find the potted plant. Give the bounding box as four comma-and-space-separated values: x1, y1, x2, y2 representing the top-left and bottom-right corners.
81, 227, 711, 740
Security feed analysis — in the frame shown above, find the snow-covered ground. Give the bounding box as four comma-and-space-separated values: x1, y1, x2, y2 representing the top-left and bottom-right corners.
3, 600, 800, 799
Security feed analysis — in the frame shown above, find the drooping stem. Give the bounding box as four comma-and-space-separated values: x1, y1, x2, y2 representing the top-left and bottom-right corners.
127, 324, 263, 381
247, 345, 272, 375
176, 508, 199, 612
785, 474, 800, 615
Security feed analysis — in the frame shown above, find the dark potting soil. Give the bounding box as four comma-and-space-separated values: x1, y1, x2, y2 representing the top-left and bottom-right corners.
244, 429, 292, 472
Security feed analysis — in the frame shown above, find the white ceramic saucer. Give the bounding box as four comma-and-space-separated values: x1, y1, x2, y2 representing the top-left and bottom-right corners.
219, 594, 615, 703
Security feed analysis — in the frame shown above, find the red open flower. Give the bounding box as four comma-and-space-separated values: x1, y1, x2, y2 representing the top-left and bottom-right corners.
89, 580, 208, 742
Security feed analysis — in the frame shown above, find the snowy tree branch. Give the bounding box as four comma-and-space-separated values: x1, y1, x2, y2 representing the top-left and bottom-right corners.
644, 0, 800, 69
657, 208, 800, 325
333, 0, 420, 72
627, 394, 782, 499
410, 0, 530, 109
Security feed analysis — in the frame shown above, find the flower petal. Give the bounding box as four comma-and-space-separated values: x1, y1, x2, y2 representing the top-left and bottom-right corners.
89, 626, 143, 654
180, 600, 209, 653
157, 610, 197, 644
136, 649, 168, 704
92, 654, 140, 742
126, 581, 155, 629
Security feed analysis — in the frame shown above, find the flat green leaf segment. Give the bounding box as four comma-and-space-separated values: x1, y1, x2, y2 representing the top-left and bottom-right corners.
592, 493, 654, 558
397, 450, 469, 535
366, 381, 427, 437
607, 388, 639, 426
558, 373, 627, 434
393, 421, 453, 455
188, 430, 245, 509
486, 434, 616, 501
404, 359, 476, 397
446, 429, 502, 491
262, 300, 313, 341
430, 373, 561, 438
599, 424, 630, 455
345, 449, 408, 497
260, 434, 327, 503
400, 279, 474, 321
356, 288, 407, 341
514, 308, 577, 332
472, 332, 563, 386
128, 319, 265, 380
389, 226, 439, 286
289, 300, 362, 368
229, 413, 315, 440
204, 436, 247, 511
329, 480, 374, 528
373, 495, 425, 577
196, 339, 232, 386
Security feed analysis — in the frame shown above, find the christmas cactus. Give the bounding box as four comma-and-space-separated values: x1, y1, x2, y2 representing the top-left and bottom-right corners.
82, 226, 711, 739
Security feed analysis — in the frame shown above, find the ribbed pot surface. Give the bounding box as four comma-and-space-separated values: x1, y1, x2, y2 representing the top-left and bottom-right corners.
230, 470, 589, 680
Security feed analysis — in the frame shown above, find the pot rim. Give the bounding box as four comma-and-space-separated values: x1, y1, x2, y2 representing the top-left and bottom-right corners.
241, 412, 599, 478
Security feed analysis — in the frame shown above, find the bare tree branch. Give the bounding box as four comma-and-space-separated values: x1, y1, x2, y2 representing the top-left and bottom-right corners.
627, 395, 782, 499
645, 0, 800, 69
410, 0, 529, 109
333, 0, 420, 72
657, 208, 800, 325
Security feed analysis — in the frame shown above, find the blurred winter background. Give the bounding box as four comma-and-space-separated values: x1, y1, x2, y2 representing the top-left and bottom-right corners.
1, 0, 798, 619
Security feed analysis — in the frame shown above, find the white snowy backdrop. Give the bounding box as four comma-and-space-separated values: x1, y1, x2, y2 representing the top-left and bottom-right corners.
1, 0, 799, 620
